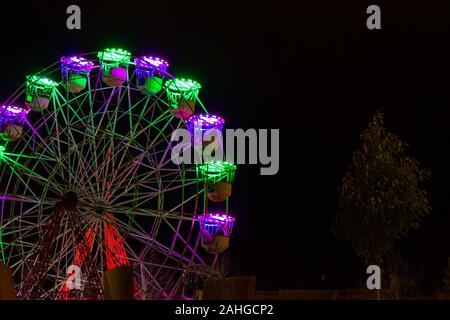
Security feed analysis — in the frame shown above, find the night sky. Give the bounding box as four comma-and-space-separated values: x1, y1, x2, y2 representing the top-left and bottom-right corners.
1, 0, 450, 293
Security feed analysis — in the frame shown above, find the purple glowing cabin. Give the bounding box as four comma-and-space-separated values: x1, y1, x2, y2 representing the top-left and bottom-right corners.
198, 213, 235, 254
187, 114, 225, 136
0, 105, 29, 141
187, 113, 225, 152
61, 56, 94, 93
135, 56, 169, 96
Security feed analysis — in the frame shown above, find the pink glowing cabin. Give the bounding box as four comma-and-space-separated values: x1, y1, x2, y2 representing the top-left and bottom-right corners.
198, 213, 235, 254
98, 48, 131, 87
61, 56, 94, 93
0, 105, 29, 141
135, 56, 169, 96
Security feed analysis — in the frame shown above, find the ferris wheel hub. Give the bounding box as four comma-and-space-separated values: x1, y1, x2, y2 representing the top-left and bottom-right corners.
95, 205, 105, 215
62, 191, 78, 209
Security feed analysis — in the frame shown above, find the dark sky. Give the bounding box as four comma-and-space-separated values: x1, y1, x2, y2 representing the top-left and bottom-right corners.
1, 0, 450, 292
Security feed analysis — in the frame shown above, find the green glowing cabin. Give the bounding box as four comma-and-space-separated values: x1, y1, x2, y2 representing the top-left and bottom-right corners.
198, 161, 236, 202
98, 48, 130, 87
166, 78, 201, 119
25, 76, 58, 112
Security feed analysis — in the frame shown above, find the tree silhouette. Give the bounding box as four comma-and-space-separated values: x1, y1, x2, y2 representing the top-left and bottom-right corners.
334, 112, 431, 265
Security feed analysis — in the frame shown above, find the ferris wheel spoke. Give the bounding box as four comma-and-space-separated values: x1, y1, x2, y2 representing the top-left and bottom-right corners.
58, 112, 90, 186
130, 246, 199, 298
102, 156, 168, 203
109, 86, 168, 146
2, 209, 59, 244
12, 154, 64, 198
102, 117, 175, 191
104, 78, 140, 134
126, 227, 196, 266
69, 135, 105, 197
71, 157, 99, 200
37, 91, 68, 160
74, 140, 121, 199
84, 143, 153, 192
93, 86, 121, 138
109, 179, 198, 210
57, 126, 113, 197
76, 119, 171, 197
23, 117, 60, 162
164, 184, 200, 208
157, 139, 179, 172
102, 207, 196, 226
2, 160, 60, 197
72, 125, 126, 194
79, 140, 135, 198
52, 104, 71, 187
53, 128, 100, 196
54, 88, 85, 124
0, 193, 57, 205
79, 104, 114, 191
10, 159, 61, 197
108, 191, 160, 208
111, 171, 197, 206
54, 88, 90, 124
161, 216, 206, 266
135, 264, 170, 299
137, 259, 199, 275
20, 127, 64, 185
1, 205, 55, 234
14, 128, 65, 185
129, 258, 169, 298
107, 159, 145, 201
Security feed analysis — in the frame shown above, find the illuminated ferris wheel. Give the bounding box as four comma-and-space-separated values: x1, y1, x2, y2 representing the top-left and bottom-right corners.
0, 48, 237, 300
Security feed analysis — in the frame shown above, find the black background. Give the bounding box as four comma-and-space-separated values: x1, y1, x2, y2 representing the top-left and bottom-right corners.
1, 0, 450, 293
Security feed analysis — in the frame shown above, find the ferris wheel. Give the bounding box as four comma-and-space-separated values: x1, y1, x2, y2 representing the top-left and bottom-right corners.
0, 48, 237, 300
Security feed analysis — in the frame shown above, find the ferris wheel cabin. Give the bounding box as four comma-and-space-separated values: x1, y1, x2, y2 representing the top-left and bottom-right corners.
187, 113, 225, 151
135, 56, 168, 96
61, 56, 94, 93
166, 78, 201, 119
0, 105, 29, 141
98, 48, 131, 87
198, 160, 236, 203
187, 114, 225, 135
25, 76, 58, 112
199, 213, 235, 254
